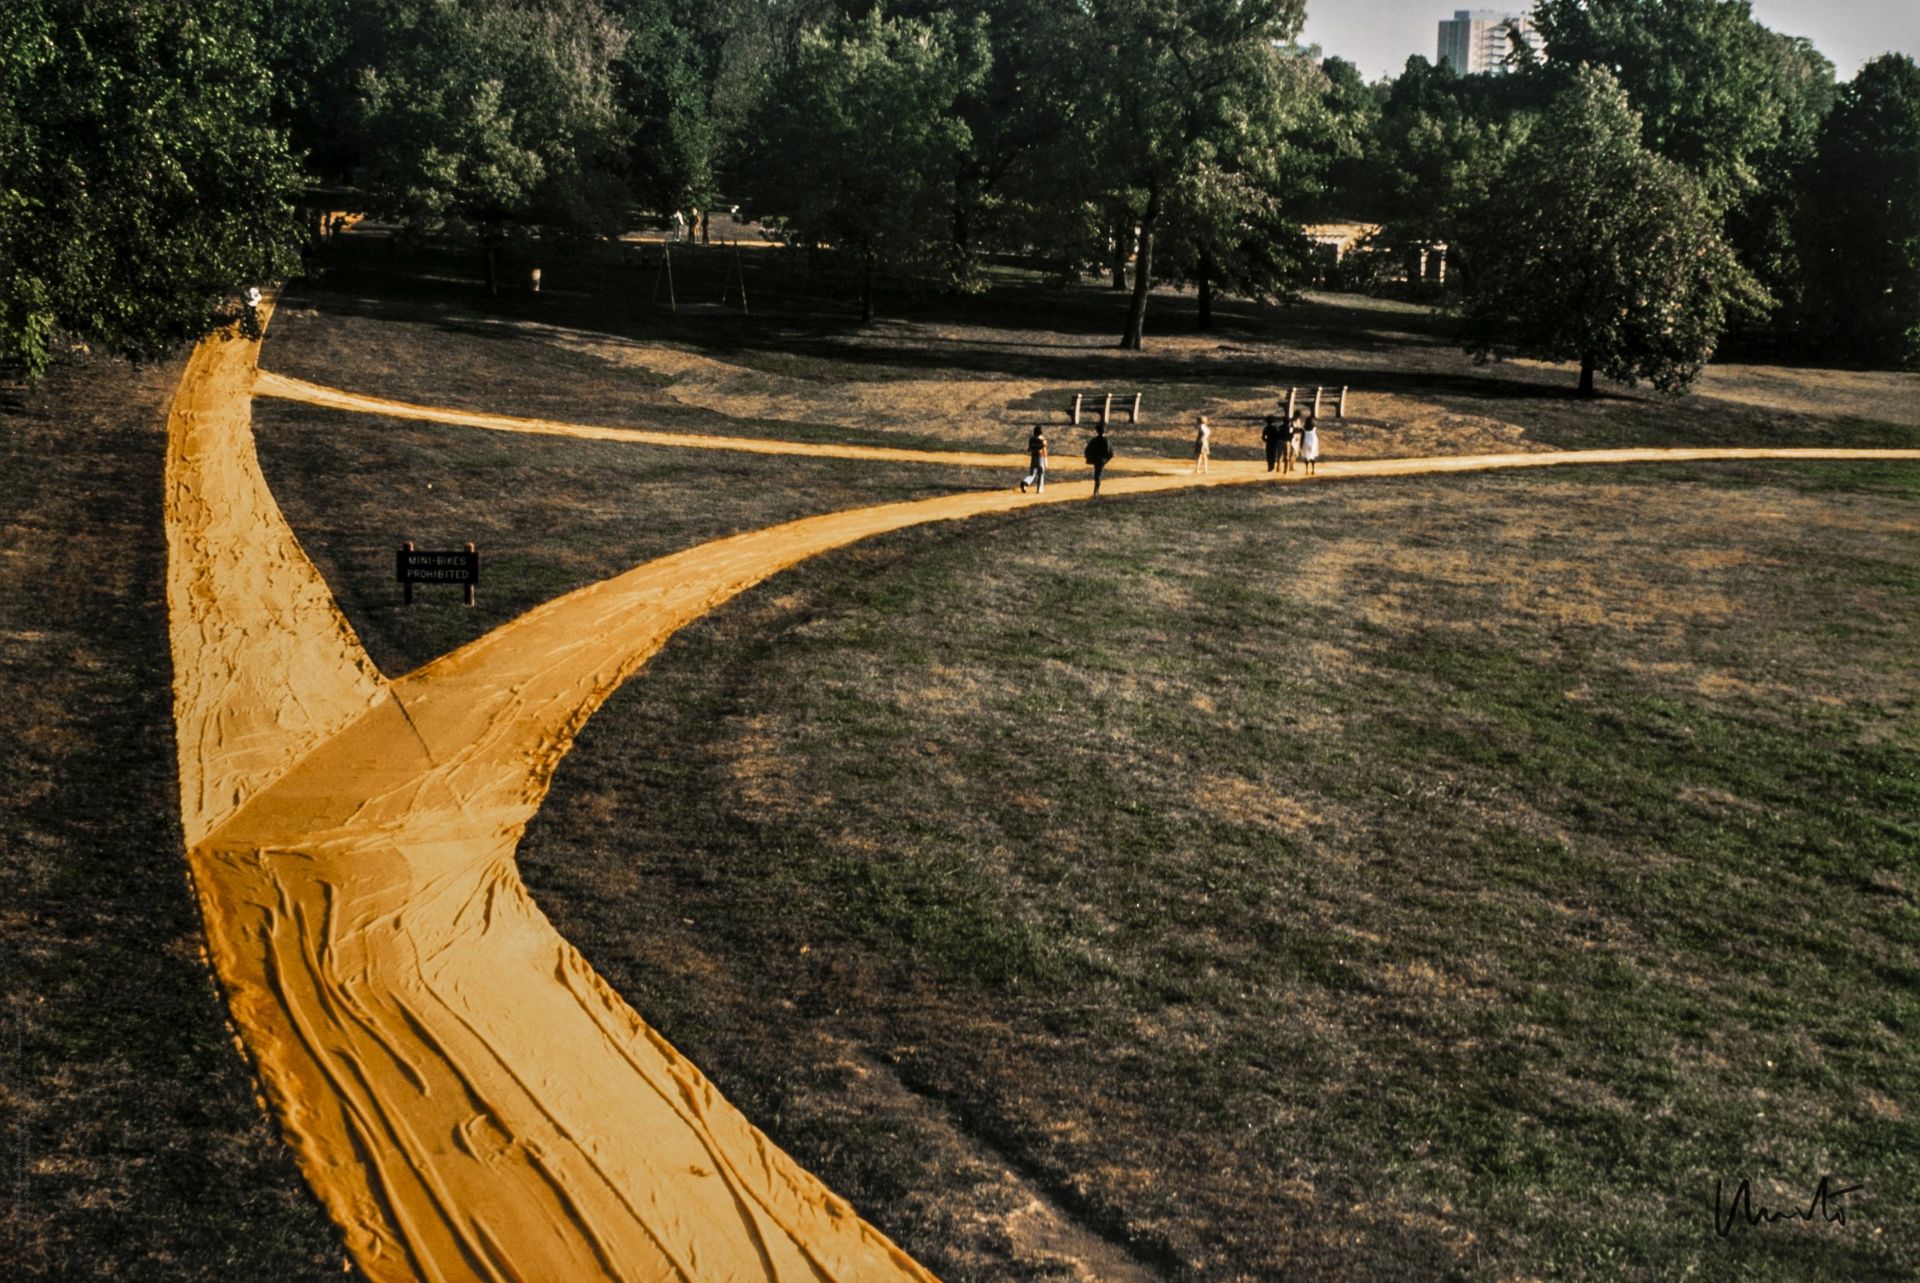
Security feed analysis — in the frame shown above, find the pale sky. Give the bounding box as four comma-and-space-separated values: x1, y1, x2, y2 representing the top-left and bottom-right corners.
1300, 0, 1920, 83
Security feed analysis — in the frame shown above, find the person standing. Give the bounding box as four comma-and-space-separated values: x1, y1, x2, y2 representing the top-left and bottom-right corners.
1083, 422, 1115, 496
1193, 415, 1211, 474
1298, 411, 1320, 476
1020, 425, 1049, 493
242, 286, 263, 339
1261, 414, 1284, 473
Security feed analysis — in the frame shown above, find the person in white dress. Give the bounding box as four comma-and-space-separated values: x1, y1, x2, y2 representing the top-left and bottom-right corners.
1298, 412, 1320, 476
1193, 416, 1211, 474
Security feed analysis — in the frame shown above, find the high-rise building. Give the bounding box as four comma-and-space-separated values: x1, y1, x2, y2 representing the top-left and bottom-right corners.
1437, 9, 1538, 75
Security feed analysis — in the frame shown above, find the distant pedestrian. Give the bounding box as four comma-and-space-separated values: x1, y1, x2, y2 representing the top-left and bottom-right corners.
530, 264, 543, 294
1193, 416, 1211, 474
1298, 411, 1320, 476
242, 286, 263, 339
1020, 425, 1049, 493
1284, 410, 1305, 474
1083, 422, 1115, 495
1261, 414, 1284, 473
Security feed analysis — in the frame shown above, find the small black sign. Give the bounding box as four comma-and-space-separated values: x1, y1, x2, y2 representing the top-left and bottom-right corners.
397, 544, 479, 606
396, 548, 480, 585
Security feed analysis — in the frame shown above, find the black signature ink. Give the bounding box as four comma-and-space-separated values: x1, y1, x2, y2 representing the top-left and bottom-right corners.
1715, 1175, 1862, 1237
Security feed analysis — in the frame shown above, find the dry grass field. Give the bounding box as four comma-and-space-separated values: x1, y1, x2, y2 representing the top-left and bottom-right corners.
6, 230, 1916, 1280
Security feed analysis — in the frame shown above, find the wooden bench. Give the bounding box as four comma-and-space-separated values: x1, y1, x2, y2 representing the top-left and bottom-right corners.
1280, 385, 1348, 419
1070, 392, 1142, 426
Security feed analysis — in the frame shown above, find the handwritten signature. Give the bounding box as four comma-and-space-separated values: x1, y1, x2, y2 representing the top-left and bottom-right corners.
1715, 1175, 1862, 1237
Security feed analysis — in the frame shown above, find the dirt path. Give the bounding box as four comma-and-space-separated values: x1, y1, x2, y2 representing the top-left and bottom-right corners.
255, 368, 1188, 475
168, 322, 1920, 1283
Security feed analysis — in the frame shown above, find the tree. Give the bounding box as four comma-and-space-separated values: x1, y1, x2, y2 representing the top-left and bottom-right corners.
1065, 0, 1308, 348
1719, 32, 1834, 323
1531, 1, 1838, 337
608, 0, 718, 221
1365, 55, 1543, 254
354, 0, 633, 293
1798, 54, 1920, 367
1302, 55, 1388, 221
879, 0, 1081, 290
1531, 0, 1811, 209
1, 0, 298, 379
1156, 49, 1327, 328
740, 9, 985, 321
245, 0, 377, 183
1457, 66, 1762, 396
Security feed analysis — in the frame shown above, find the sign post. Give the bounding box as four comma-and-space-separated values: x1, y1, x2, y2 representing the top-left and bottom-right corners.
397, 541, 480, 607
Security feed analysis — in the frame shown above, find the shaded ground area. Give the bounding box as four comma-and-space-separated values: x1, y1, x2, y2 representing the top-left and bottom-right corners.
269, 233, 1919, 469
516, 464, 1919, 1282
253, 400, 1006, 677
0, 357, 354, 1280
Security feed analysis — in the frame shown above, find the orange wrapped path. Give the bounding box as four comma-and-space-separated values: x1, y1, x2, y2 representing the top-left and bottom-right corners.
165, 313, 1920, 1282
166, 312, 943, 1283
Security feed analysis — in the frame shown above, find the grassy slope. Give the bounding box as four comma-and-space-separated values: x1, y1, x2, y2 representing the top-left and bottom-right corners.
254, 256, 1917, 1280
251, 399, 1007, 677
0, 356, 355, 1279
513, 464, 1919, 1282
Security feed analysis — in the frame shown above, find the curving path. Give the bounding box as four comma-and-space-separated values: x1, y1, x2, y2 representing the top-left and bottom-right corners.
168, 312, 1920, 1283
255, 368, 1188, 474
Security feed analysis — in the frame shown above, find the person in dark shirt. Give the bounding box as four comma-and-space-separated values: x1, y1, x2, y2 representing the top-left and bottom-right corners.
1020, 425, 1049, 493
1261, 414, 1284, 472
1083, 422, 1115, 495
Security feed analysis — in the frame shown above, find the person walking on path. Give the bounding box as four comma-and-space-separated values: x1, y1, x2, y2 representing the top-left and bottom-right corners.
1284, 410, 1305, 475
1020, 425, 1049, 493
1193, 416, 1211, 474
1298, 411, 1320, 476
1084, 422, 1115, 496
1261, 414, 1284, 473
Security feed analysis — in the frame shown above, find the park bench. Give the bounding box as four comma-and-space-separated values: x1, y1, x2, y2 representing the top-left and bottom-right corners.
1070, 392, 1142, 426
1280, 384, 1349, 419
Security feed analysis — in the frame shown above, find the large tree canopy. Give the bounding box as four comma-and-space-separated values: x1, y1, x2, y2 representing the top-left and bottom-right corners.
0, 0, 297, 378
1064, 0, 1309, 348
740, 8, 986, 320
1798, 54, 1920, 368
354, 0, 633, 288
1531, 0, 1815, 208
1363, 55, 1542, 251
1458, 66, 1761, 395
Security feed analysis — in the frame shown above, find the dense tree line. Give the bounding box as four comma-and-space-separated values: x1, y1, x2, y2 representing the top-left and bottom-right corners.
2, 0, 1916, 382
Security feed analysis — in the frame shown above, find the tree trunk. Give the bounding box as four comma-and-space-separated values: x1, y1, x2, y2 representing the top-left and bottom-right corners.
1197, 252, 1214, 330
1578, 351, 1596, 397
1110, 220, 1129, 291
861, 251, 875, 323
484, 244, 498, 297
1120, 192, 1159, 350
951, 195, 973, 291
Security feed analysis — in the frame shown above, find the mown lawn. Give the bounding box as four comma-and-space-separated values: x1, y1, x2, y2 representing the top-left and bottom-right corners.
514, 462, 1918, 1281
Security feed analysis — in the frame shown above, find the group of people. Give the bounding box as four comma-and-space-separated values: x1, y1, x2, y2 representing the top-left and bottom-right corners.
1260, 410, 1320, 475
1019, 421, 1116, 495
1018, 409, 1319, 497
